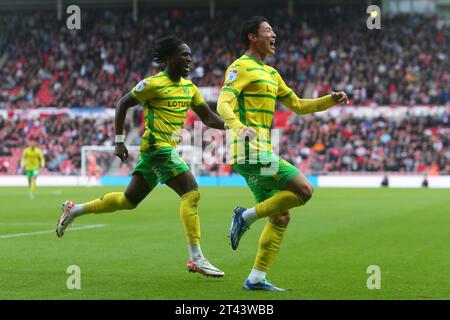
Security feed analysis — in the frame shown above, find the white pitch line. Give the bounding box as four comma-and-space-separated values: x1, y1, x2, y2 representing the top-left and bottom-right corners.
0, 223, 53, 226
0, 190, 63, 195
0, 224, 106, 239
0, 222, 98, 226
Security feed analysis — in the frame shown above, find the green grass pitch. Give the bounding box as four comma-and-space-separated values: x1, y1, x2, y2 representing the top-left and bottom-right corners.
0, 186, 449, 300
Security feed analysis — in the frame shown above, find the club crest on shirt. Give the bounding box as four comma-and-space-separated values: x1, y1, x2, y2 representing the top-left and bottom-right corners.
227, 69, 238, 82
135, 80, 147, 92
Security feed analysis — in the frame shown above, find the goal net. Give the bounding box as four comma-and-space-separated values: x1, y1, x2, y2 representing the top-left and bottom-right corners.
80, 145, 206, 182
80, 145, 141, 179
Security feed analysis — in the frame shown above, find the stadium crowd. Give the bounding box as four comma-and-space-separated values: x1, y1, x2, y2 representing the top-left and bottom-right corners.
1, 111, 448, 176
0, 7, 321, 111
2, 6, 449, 111
280, 112, 450, 175
1, 6, 449, 176
0, 115, 132, 175
313, 13, 450, 106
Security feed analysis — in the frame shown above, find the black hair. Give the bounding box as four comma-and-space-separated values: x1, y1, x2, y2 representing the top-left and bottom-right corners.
152, 35, 185, 64
240, 16, 269, 49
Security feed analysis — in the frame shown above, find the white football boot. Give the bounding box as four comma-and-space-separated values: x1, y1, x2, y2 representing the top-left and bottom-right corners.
187, 257, 225, 278
56, 200, 76, 238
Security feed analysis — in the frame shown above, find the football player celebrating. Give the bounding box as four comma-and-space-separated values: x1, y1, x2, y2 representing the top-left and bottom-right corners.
56, 36, 225, 278
217, 17, 348, 291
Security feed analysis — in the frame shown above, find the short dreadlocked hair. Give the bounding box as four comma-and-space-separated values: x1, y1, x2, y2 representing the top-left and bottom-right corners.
152, 35, 185, 65
240, 16, 269, 49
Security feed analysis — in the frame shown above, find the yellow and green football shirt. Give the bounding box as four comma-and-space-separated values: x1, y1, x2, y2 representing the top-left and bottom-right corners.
218, 54, 335, 164
21, 147, 45, 170
131, 71, 206, 153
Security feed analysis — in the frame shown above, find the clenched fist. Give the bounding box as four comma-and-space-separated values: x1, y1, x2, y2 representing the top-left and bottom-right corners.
331, 91, 349, 105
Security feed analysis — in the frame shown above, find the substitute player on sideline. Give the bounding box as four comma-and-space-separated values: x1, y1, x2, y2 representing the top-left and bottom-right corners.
217, 17, 348, 291
56, 36, 226, 278
20, 138, 46, 200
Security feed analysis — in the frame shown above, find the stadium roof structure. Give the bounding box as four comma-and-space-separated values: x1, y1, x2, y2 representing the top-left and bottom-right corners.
0, 0, 377, 11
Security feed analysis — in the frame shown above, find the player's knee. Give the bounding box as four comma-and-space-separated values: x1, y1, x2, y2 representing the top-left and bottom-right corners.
123, 192, 141, 208
299, 184, 314, 203
123, 195, 137, 210
191, 189, 201, 204
270, 212, 290, 226
182, 189, 201, 206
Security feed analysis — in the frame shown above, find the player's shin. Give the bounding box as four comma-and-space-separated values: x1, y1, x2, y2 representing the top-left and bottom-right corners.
179, 189, 202, 258
250, 221, 287, 282
30, 178, 36, 193
254, 190, 304, 218
82, 192, 136, 214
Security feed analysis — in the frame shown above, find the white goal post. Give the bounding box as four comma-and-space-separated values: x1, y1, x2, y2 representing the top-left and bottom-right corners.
80, 145, 203, 178
80, 145, 141, 177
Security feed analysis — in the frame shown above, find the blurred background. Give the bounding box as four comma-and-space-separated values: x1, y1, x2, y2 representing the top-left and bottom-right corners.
0, 0, 449, 187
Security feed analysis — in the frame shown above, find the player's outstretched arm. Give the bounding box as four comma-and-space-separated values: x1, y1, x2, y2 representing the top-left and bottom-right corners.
192, 103, 225, 130
275, 71, 348, 114
280, 91, 349, 115
114, 92, 138, 161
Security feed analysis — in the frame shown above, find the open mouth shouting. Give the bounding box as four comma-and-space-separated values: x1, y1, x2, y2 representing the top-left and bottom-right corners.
269, 39, 276, 52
